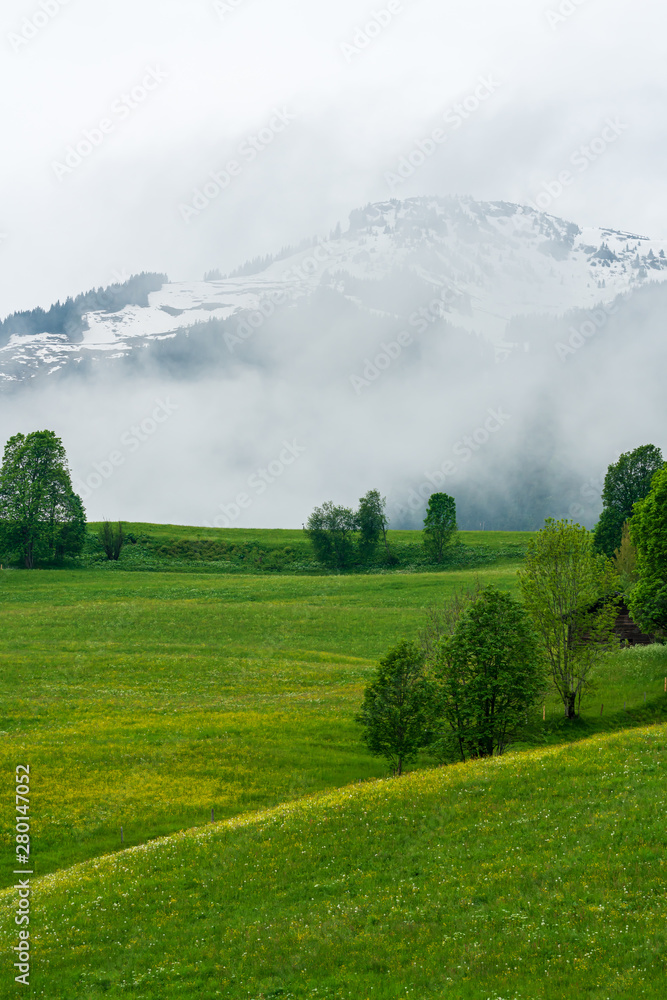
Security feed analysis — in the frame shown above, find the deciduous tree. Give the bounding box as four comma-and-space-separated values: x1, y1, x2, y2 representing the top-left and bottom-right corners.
304, 501, 357, 570
357, 488, 391, 562
356, 640, 433, 775
433, 587, 545, 760
519, 519, 619, 718
0, 430, 86, 568
628, 465, 667, 638
423, 492, 457, 563
594, 444, 664, 556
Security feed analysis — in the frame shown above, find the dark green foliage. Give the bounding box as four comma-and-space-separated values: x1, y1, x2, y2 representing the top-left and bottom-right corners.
593, 506, 627, 559
594, 444, 664, 556
433, 587, 546, 760
0, 272, 167, 346
0, 430, 86, 568
304, 501, 358, 570
356, 489, 390, 562
423, 492, 457, 563
98, 521, 125, 561
356, 640, 433, 775
305, 491, 394, 569
629, 466, 667, 638
55, 492, 87, 561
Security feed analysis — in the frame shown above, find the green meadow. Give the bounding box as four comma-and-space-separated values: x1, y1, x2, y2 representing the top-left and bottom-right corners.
0, 526, 666, 998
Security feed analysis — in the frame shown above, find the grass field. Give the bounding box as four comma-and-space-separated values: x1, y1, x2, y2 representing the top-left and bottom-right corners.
2, 725, 666, 998
1, 526, 666, 998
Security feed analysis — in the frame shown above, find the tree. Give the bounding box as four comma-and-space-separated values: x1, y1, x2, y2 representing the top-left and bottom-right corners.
304, 501, 357, 570
628, 465, 667, 638
593, 444, 664, 556
418, 580, 483, 664
612, 521, 638, 594
356, 640, 433, 775
99, 521, 125, 561
0, 431, 86, 568
592, 506, 627, 560
423, 492, 457, 563
357, 488, 390, 562
519, 519, 619, 718
433, 587, 545, 761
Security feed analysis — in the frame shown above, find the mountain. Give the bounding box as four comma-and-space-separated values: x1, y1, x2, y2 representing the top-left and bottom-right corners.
1, 195, 666, 531
1, 195, 666, 384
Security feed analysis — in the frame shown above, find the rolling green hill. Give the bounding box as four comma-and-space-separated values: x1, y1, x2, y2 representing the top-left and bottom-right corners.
2, 724, 665, 998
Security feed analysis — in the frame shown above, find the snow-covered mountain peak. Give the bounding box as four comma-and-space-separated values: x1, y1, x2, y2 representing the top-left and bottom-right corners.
2, 195, 666, 383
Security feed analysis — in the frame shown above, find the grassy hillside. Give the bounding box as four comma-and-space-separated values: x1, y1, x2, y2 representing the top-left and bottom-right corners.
2, 724, 665, 998
0, 564, 521, 883
80, 524, 533, 574
1, 565, 666, 891
2, 536, 666, 998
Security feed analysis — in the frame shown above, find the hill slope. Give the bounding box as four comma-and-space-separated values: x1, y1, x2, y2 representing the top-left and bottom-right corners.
2, 724, 666, 999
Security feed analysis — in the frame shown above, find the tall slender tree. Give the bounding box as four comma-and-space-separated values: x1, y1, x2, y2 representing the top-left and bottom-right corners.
423, 492, 457, 563
519, 519, 619, 718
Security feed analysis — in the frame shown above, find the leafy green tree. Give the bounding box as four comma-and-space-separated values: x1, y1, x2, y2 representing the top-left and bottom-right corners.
519, 519, 619, 718
592, 507, 627, 559
99, 521, 125, 561
594, 444, 664, 556
0, 430, 86, 568
357, 488, 390, 563
304, 501, 357, 570
612, 521, 638, 594
423, 492, 457, 563
356, 640, 433, 775
628, 466, 667, 638
433, 587, 545, 761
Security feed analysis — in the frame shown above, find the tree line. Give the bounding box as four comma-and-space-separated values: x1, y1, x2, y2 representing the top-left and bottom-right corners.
357, 441, 667, 774
0, 429, 665, 654
304, 489, 457, 569
0, 272, 167, 346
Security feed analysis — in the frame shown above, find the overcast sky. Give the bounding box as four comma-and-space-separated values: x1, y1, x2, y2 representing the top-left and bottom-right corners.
1, 0, 666, 317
